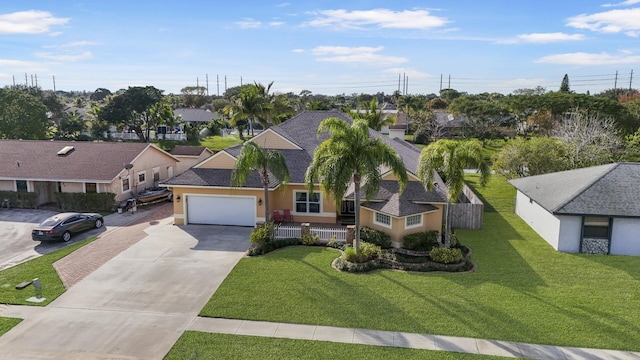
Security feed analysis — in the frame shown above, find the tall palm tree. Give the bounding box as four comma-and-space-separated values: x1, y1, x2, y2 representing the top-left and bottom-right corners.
231, 141, 290, 223
350, 98, 395, 131
238, 82, 274, 136
305, 118, 408, 252
417, 139, 489, 248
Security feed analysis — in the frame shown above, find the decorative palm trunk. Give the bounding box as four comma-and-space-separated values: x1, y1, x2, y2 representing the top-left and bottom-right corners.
353, 172, 362, 253
262, 169, 270, 222
444, 202, 452, 248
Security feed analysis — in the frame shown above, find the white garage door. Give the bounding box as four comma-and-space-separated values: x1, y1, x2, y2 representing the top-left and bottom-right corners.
187, 195, 255, 226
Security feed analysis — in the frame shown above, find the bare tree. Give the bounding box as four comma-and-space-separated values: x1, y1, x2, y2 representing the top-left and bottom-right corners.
553, 109, 622, 168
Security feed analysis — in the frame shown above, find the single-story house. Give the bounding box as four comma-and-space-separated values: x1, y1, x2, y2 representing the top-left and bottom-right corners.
509, 163, 640, 256
169, 145, 214, 174
173, 108, 221, 125
0, 140, 179, 205
162, 110, 461, 246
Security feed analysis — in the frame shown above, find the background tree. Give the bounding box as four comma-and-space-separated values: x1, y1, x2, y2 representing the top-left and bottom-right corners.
231, 142, 290, 223
305, 118, 407, 252
0, 88, 49, 139
181, 86, 208, 108
90, 88, 112, 102
350, 98, 395, 131
492, 137, 570, 178
560, 74, 571, 93
553, 109, 622, 168
417, 139, 489, 248
98, 86, 164, 141
448, 95, 508, 142
57, 110, 86, 140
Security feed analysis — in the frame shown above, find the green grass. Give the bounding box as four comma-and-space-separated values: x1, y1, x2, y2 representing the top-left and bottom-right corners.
199, 134, 244, 151
199, 175, 640, 352
0, 237, 97, 306
165, 332, 505, 360
0, 317, 21, 337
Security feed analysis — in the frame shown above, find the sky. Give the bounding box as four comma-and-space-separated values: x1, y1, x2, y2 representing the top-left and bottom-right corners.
1, 1, 640, 96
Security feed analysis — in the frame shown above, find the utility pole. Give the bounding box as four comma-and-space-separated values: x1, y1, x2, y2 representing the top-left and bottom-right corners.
35, 74, 38, 88
206, 74, 209, 96
240, 76, 243, 86
12, 75, 15, 87
53, 75, 56, 92
25, 73, 28, 86
448, 74, 451, 89
224, 76, 227, 93
440, 74, 443, 91
398, 73, 401, 93
216, 74, 220, 96
405, 76, 408, 95
614, 70, 618, 89
630, 69, 634, 91
196, 77, 199, 88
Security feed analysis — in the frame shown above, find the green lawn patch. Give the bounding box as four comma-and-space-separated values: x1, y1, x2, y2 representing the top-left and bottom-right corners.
0, 237, 97, 306
200, 134, 244, 151
165, 332, 505, 360
201, 176, 640, 351
0, 317, 21, 337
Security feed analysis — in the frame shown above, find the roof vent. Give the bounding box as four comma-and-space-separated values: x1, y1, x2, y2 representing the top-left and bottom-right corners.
57, 146, 75, 156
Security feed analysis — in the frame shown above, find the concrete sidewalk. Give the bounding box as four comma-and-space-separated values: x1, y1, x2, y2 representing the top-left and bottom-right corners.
188, 317, 640, 360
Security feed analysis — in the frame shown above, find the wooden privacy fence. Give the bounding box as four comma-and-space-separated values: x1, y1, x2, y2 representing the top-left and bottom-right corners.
449, 184, 484, 230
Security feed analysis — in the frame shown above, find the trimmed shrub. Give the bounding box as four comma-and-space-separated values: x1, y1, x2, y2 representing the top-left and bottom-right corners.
343, 242, 381, 263
430, 247, 463, 264
360, 227, 392, 249
250, 222, 276, 244
0, 191, 39, 209
334, 256, 384, 273
301, 233, 320, 246
55, 192, 116, 212
326, 236, 345, 250
247, 237, 301, 256
402, 230, 439, 251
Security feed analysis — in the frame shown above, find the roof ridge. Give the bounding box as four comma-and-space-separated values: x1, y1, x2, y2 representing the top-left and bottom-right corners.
552, 163, 619, 213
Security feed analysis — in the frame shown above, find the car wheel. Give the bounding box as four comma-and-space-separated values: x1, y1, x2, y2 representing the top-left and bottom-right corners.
95, 218, 103, 228
62, 231, 72, 242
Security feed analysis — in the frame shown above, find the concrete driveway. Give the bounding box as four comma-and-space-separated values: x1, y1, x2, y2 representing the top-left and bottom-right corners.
0, 208, 107, 271
0, 220, 252, 359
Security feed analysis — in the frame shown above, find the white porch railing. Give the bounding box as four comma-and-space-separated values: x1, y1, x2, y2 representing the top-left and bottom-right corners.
107, 132, 187, 141
274, 224, 347, 242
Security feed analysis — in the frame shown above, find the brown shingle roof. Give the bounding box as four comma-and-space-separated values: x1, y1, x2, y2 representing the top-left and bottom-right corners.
170, 145, 209, 156
0, 140, 155, 182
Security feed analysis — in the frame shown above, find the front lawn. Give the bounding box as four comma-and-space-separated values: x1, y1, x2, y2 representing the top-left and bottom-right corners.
0, 237, 97, 306
200, 134, 244, 151
200, 175, 640, 351
0, 317, 21, 337
165, 332, 504, 360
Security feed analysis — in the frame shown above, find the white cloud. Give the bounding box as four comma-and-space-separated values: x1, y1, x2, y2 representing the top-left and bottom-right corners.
384, 68, 430, 79
43, 41, 98, 49
305, 8, 448, 30
602, 0, 640, 7
235, 18, 261, 29
277, 2, 290, 7
0, 10, 69, 34
35, 51, 93, 62
567, 8, 640, 36
269, 21, 285, 27
499, 32, 585, 44
291, 49, 305, 53
311, 45, 407, 66
536, 52, 640, 65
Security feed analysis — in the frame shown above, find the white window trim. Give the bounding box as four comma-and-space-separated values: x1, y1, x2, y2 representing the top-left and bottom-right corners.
293, 190, 322, 215
121, 176, 131, 193
373, 211, 392, 229
137, 171, 146, 185
405, 214, 423, 229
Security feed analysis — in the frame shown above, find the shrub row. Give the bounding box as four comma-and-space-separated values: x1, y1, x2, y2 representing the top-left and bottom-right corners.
402, 230, 439, 251
360, 227, 392, 249
0, 191, 38, 209
55, 192, 116, 212
247, 238, 301, 256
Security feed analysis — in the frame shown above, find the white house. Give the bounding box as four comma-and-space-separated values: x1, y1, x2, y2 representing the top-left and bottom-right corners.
509, 163, 640, 256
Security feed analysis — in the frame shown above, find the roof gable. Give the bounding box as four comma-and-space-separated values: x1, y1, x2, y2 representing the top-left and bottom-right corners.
249, 128, 301, 150
195, 149, 237, 169
170, 145, 212, 157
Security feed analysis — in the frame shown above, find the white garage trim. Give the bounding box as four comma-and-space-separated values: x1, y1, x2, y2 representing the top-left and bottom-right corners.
185, 194, 256, 226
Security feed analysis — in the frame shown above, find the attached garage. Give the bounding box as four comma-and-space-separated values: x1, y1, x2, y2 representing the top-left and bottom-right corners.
186, 195, 256, 226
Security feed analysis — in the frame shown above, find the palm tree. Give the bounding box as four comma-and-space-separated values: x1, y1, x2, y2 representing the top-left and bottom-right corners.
417, 139, 489, 248
231, 142, 290, 223
238, 82, 274, 136
305, 117, 408, 252
350, 98, 395, 131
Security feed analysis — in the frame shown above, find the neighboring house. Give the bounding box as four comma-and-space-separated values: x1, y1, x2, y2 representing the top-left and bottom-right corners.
0, 140, 179, 205
173, 108, 221, 125
162, 110, 461, 246
169, 145, 214, 174
509, 163, 640, 256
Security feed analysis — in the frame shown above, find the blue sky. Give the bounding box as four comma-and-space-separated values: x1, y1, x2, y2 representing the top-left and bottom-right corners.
1, 1, 639, 96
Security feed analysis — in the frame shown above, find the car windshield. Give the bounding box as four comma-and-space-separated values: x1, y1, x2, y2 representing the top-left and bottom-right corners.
39, 217, 61, 226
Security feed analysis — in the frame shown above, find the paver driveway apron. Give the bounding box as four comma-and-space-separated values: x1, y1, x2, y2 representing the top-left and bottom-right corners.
0, 221, 252, 360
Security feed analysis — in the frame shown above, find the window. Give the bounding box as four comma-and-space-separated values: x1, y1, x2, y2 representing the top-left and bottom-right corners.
374, 212, 391, 227
405, 214, 422, 229
153, 167, 160, 182
137, 171, 146, 184
16, 180, 27, 192
295, 191, 321, 213
583, 217, 610, 238
86, 183, 97, 193
122, 177, 130, 192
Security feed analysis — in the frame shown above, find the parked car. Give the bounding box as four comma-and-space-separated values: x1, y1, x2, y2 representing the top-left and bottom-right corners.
32, 212, 104, 242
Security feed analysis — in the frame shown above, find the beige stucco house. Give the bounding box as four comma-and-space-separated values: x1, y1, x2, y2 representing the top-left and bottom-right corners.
162, 110, 451, 245
169, 145, 214, 174
0, 140, 179, 205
